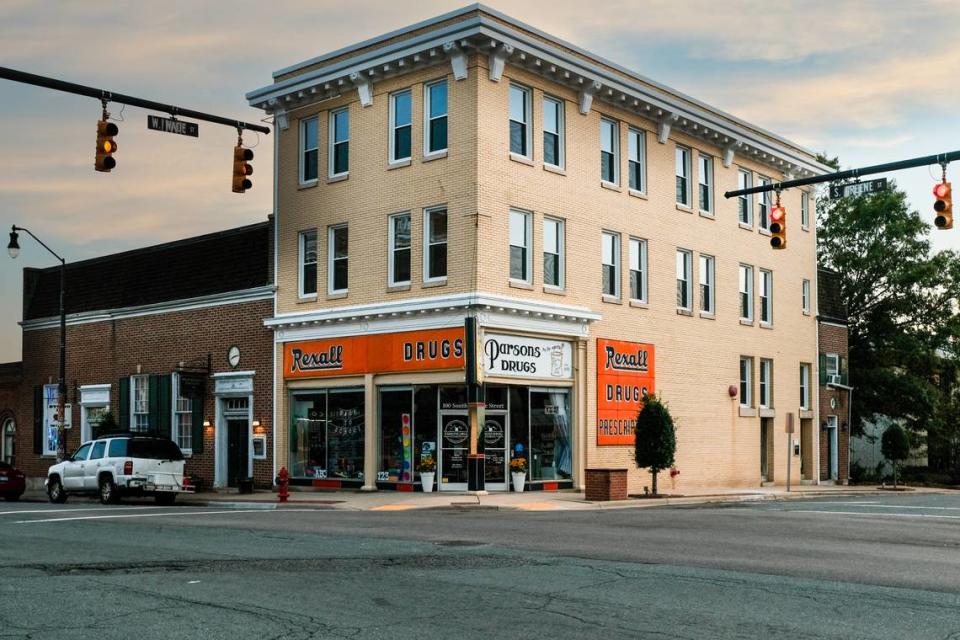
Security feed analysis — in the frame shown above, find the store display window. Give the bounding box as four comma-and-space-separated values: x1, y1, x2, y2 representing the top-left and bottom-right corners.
290, 389, 364, 480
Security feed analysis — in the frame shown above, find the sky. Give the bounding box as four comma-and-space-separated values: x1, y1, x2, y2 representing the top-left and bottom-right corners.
2, 0, 959, 362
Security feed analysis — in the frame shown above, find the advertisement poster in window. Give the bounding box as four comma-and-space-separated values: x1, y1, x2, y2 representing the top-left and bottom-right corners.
596, 339, 656, 446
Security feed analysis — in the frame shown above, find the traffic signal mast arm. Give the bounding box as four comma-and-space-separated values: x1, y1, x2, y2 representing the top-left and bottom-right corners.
723, 149, 960, 199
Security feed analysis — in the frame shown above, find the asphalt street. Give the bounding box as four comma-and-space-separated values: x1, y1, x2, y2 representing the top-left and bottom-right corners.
1, 492, 959, 639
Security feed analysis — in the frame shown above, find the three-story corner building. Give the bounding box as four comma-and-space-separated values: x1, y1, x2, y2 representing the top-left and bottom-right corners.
247, 4, 831, 494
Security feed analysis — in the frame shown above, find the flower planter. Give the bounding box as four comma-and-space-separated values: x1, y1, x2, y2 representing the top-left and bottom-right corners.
420, 472, 435, 493
512, 472, 526, 493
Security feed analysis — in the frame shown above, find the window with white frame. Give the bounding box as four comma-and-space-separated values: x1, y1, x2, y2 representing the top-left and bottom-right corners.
542, 96, 564, 168
329, 108, 349, 177
801, 191, 810, 229
759, 359, 772, 408
543, 217, 564, 288
699, 254, 715, 314
738, 170, 753, 225
389, 90, 412, 163
758, 177, 771, 230
802, 278, 811, 314
172, 373, 193, 454
629, 238, 647, 303
509, 84, 531, 157
424, 80, 448, 155
600, 118, 619, 184
699, 154, 713, 213
388, 212, 411, 286
509, 209, 532, 282
628, 128, 645, 192
299, 229, 318, 297
800, 363, 811, 410
131, 375, 149, 432
300, 116, 318, 183
79, 383, 110, 443
676, 249, 692, 310
740, 264, 754, 321
740, 357, 753, 407
825, 353, 840, 379
328, 225, 348, 294
760, 269, 773, 324
424, 207, 447, 281
676, 145, 691, 207
602, 231, 620, 298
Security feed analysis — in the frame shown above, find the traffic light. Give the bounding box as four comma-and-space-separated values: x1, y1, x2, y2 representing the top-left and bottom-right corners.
769, 202, 786, 249
95, 119, 118, 172
934, 181, 953, 230
232, 145, 253, 193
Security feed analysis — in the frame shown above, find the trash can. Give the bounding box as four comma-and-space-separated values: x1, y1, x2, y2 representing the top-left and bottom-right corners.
238, 477, 254, 494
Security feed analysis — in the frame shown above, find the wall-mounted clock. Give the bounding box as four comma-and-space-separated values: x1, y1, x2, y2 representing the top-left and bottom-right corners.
228, 345, 241, 369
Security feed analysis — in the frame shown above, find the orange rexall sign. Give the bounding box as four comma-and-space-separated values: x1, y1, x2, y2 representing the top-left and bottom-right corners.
596, 338, 656, 446
283, 328, 465, 379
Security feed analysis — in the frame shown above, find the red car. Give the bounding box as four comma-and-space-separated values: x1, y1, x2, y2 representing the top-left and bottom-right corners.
0, 461, 26, 501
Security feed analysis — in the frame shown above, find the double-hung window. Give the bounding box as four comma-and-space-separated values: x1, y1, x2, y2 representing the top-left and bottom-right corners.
172, 373, 193, 454
132, 375, 149, 432
699, 154, 713, 213
300, 116, 319, 183
424, 207, 448, 282
329, 108, 349, 177
758, 177, 771, 230
509, 209, 532, 283
825, 353, 840, 380
740, 264, 754, 321
759, 359, 772, 408
628, 128, 646, 193
760, 269, 773, 324
509, 84, 532, 158
801, 191, 810, 230
739, 357, 753, 407
699, 254, 715, 314
676, 145, 691, 207
543, 217, 564, 288
299, 229, 318, 297
390, 90, 412, 163
738, 170, 753, 225
800, 363, 811, 410
802, 279, 811, 314
629, 238, 647, 303
676, 249, 692, 310
425, 80, 448, 155
542, 96, 564, 168
600, 118, 619, 184
601, 231, 620, 298
388, 212, 411, 286
328, 225, 348, 294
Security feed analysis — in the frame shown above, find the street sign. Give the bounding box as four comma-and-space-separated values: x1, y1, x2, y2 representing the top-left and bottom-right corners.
829, 178, 887, 200
178, 372, 207, 399
147, 115, 199, 138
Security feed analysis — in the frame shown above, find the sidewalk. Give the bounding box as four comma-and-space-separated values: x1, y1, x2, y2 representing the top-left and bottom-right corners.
17, 483, 949, 512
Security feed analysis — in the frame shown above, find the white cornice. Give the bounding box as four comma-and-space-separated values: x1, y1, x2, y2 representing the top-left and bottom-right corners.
21, 286, 275, 332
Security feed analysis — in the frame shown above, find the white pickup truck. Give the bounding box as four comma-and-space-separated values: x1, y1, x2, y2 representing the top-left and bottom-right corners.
46, 435, 193, 505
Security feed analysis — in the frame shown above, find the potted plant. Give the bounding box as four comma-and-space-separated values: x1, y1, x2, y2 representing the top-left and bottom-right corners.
420, 454, 436, 493
510, 456, 527, 492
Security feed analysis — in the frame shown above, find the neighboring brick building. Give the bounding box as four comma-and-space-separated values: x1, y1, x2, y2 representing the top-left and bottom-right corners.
15, 220, 275, 490
246, 6, 831, 493
817, 267, 850, 483
0, 361, 22, 467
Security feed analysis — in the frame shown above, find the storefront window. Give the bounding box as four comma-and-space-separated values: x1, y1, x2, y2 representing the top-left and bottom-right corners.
530, 390, 572, 481
290, 389, 364, 480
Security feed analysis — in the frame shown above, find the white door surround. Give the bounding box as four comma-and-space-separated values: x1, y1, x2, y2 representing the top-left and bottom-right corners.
213, 371, 255, 488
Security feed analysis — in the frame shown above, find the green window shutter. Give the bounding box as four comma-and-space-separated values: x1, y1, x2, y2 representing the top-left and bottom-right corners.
148, 374, 160, 432
157, 375, 172, 438
191, 396, 204, 452
818, 354, 827, 385
33, 385, 43, 454
840, 357, 849, 386
119, 377, 130, 430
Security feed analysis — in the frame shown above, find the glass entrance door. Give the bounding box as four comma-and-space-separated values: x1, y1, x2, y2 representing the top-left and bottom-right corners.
439, 412, 469, 491
483, 413, 507, 490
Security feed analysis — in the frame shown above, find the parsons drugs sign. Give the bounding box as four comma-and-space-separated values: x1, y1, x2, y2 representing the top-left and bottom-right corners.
482, 333, 572, 380
596, 338, 656, 446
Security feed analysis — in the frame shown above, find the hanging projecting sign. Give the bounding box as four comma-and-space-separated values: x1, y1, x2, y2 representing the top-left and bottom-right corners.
829, 178, 887, 200
596, 338, 656, 446
481, 333, 573, 380
147, 115, 199, 137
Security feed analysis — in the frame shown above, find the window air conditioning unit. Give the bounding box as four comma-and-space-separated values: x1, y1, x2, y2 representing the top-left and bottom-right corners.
828, 374, 842, 385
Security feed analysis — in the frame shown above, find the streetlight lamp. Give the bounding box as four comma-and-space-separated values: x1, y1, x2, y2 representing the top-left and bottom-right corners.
8, 225, 68, 462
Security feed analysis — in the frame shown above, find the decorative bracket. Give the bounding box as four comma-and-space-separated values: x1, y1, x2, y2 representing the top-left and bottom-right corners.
349, 72, 373, 107
657, 112, 678, 144
578, 80, 601, 115
488, 43, 514, 82
267, 99, 289, 130
722, 140, 742, 167
444, 41, 468, 81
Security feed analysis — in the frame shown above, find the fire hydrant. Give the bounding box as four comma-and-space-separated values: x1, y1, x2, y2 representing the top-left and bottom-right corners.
276, 467, 289, 503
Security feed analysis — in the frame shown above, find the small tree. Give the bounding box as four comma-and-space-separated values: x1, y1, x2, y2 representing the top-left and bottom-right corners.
634, 394, 676, 495
881, 423, 911, 488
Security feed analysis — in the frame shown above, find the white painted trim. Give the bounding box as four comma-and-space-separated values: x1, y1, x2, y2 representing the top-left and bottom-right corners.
819, 320, 848, 329
388, 211, 412, 287
508, 83, 533, 160
22, 286, 274, 331
423, 80, 449, 156
542, 95, 565, 170
422, 206, 448, 283
388, 89, 413, 164
212, 370, 257, 379
298, 115, 319, 185
328, 108, 349, 179
599, 118, 619, 186
327, 224, 349, 295
543, 216, 565, 290
509, 208, 533, 284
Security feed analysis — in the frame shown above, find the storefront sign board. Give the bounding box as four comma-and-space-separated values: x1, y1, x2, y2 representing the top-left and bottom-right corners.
596, 338, 656, 446
481, 333, 573, 380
